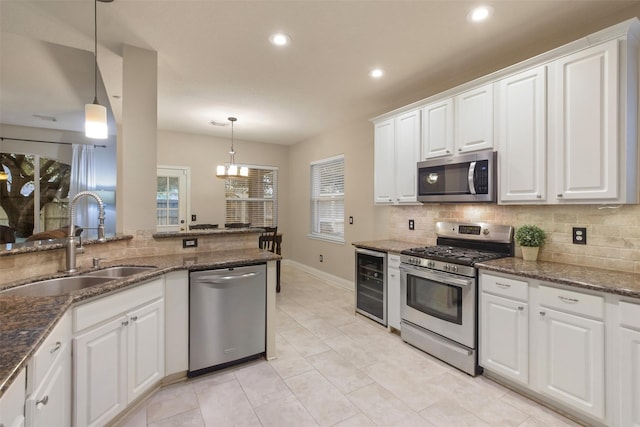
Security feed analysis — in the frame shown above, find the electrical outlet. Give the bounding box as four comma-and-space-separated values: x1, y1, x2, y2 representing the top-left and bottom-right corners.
191, 214, 197, 221
572, 227, 587, 245
183, 238, 198, 248
319, 254, 323, 262
409, 219, 415, 230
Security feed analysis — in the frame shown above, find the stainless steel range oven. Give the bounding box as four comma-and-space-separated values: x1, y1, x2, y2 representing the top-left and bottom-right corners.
400, 221, 513, 376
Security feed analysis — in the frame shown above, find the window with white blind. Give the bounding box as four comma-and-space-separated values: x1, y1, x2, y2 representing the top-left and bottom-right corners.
225, 166, 277, 227
309, 155, 344, 243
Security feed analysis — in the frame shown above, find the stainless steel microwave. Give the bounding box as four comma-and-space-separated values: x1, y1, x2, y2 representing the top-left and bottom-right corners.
417, 150, 497, 203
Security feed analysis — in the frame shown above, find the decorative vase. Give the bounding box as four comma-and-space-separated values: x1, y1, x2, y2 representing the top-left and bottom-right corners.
521, 246, 539, 261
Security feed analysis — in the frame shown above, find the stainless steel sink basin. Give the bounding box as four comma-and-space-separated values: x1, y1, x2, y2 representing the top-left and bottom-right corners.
0, 276, 114, 297
82, 266, 156, 278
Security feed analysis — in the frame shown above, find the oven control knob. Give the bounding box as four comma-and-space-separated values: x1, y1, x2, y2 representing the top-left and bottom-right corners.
452, 265, 458, 273
444, 264, 450, 271
483, 228, 490, 235
428, 261, 435, 268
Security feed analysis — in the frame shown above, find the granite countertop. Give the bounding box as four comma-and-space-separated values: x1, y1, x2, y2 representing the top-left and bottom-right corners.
0, 248, 280, 398
152, 227, 261, 239
477, 257, 640, 299
352, 240, 419, 254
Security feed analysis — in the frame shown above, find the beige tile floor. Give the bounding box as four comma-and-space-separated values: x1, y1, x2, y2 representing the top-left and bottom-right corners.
117, 264, 582, 427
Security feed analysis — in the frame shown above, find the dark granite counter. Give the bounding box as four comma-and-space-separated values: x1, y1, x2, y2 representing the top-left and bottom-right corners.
477, 257, 640, 299
0, 248, 280, 398
352, 240, 418, 254
152, 227, 261, 239
0, 234, 132, 257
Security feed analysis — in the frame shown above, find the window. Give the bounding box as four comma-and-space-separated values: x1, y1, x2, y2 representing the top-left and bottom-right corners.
310, 155, 344, 243
225, 166, 277, 227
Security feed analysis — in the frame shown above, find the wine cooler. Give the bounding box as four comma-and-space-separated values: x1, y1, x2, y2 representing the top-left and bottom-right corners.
355, 248, 386, 326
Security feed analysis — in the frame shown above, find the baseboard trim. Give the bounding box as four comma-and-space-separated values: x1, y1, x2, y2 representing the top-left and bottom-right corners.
283, 259, 354, 291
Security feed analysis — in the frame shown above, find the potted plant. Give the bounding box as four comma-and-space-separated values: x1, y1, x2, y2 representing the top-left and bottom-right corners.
514, 224, 547, 261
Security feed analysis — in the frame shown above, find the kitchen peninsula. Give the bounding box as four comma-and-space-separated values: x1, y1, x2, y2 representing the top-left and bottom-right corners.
0, 228, 280, 427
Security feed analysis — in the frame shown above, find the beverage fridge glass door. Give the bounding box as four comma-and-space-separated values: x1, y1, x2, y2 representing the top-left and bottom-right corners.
355, 249, 386, 325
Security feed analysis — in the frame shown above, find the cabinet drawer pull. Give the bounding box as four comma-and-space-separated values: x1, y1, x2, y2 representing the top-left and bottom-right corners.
50, 341, 62, 354
517, 306, 524, 311
557, 194, 563, 198
36, 395, 49, 406
540, 311, 546, 316
558, 295, 579, 303
536, 194, 542, 199
495, 282, 511, 288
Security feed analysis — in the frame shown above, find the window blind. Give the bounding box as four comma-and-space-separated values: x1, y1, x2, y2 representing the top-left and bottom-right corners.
310, 155, 344, 242
225, 166, 277, 227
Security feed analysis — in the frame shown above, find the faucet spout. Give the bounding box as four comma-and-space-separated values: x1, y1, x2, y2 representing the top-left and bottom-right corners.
65, 191, 107, 273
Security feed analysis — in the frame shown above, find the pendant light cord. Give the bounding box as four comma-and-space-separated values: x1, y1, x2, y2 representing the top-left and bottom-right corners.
93, 0, 99, 105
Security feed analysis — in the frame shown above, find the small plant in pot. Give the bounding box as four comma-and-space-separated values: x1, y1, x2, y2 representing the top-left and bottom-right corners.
514, 224, 547, 261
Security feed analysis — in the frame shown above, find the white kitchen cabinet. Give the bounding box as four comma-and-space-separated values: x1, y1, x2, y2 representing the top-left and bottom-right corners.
374, 119, 396, 204
74, 278, 164, 427
455, 84, 493, 153
479, 273, 529, 385
421, 98, 454, 159
386, 254, 401, 330
553, 40, 619, 202
536, 286, 605, 420
25, 312, 71, 427
497, 65, 547, 203
164, 270, 189, 376
373, 109, 421, 204
0, 369, 26, 427
619, 300, 640, 427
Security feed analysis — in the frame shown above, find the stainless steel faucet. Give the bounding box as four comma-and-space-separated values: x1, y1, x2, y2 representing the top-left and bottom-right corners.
65, 191, 107, 273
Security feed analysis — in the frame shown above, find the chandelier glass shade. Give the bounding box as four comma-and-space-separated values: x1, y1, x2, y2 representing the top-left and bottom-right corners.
85, 0, 108, 139
216, 117, 249, 179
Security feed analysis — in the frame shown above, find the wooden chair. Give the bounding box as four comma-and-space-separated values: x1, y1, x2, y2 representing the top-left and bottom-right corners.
0, 225, 15, 244
259, 227, 281, 292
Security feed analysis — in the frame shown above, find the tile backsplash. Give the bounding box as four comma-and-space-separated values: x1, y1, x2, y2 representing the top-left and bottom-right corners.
387, 203, 640, 274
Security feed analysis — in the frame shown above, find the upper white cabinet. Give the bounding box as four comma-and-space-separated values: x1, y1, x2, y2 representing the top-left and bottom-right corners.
373, 109, 421, 204
496, 66, 547, 202
455, 84, 494, 154
374, 18, 640, 206
421, 99, 454, 159
553, 40, 620, 202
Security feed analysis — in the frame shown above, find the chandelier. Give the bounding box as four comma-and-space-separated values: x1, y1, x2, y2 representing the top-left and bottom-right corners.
216, 117, 248, 179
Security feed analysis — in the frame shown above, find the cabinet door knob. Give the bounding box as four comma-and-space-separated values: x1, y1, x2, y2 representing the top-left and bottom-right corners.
446, 150, 450, 154
536, 194, 542, 199
36, 395, 49, 406
50, 341, 62, 354
539, 311, 546, 316
131, 315, 138, 322
122, 320, 129, 327
557, 194, 563, 198
518, 306, 524, 311
458, 148, 462, 152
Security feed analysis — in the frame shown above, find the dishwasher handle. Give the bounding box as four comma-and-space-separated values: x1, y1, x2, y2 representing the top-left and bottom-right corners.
196, 271, 259, 285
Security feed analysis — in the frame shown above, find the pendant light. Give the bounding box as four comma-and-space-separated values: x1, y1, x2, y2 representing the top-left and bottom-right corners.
85, 0, 108, 139
216, 117, 249, 179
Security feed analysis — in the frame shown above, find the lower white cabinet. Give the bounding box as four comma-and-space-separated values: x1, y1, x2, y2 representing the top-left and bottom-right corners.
536, 305, 605, 419
25, 312, 72, 427
479, 292, 529, 385
73, 278, 165, 427
619, 301, 640, 427
0, 369, 26, 427
386, 254, 401, 330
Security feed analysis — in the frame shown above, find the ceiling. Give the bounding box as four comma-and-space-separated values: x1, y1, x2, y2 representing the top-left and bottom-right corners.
2, 1, 640, 145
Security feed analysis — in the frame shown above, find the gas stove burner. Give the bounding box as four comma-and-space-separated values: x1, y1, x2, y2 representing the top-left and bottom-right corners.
401, 245, 509, 266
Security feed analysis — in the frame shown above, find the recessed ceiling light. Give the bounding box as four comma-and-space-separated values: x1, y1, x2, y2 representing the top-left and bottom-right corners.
269, 33, 291, 46
369, 69, 384, 78
468, 5, 493, 22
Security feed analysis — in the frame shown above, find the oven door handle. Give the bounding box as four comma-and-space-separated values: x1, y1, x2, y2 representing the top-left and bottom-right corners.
400, 264, 473, 288
468, 161, 477, 195
357, 248, 385, 258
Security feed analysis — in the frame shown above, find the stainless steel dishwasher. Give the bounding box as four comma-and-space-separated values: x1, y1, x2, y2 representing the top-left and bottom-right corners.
188, 264, 266, 377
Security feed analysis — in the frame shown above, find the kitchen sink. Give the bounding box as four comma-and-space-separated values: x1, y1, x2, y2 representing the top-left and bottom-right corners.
82, 266, 156, 278
0, 276, 114, 297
